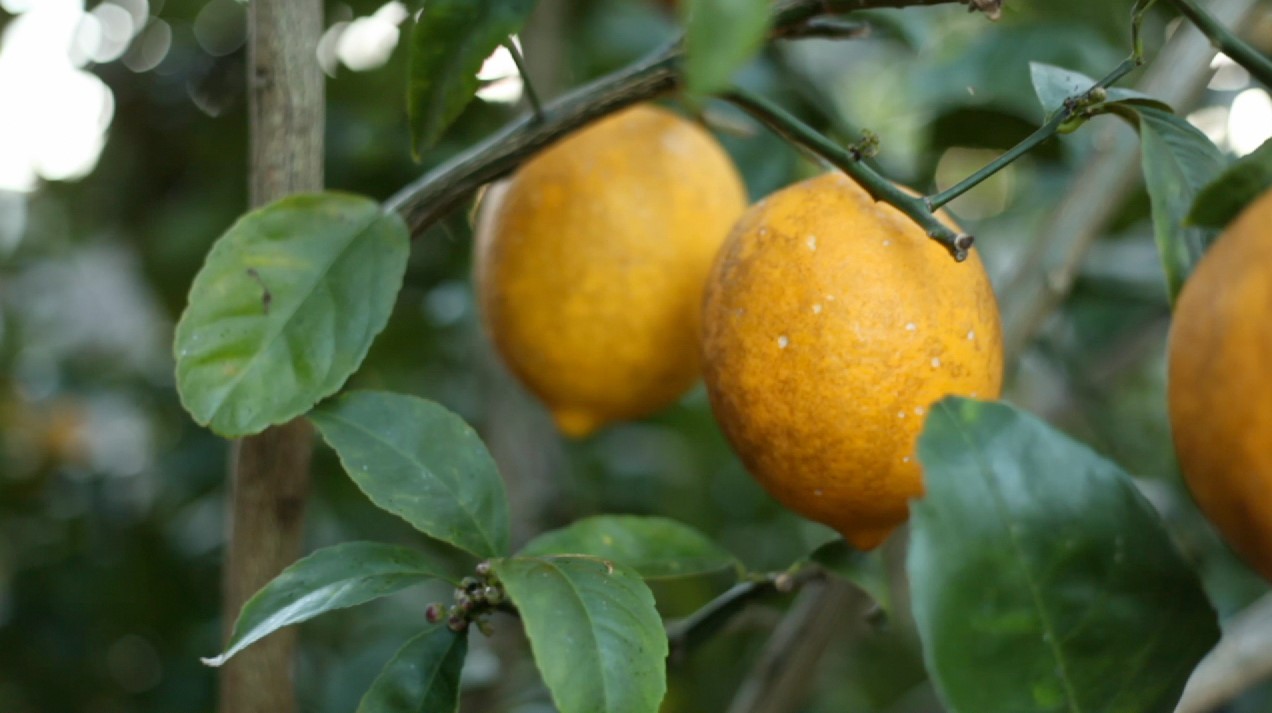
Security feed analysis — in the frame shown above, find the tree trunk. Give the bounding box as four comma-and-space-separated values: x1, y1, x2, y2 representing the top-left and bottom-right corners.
218, 2, 323, 712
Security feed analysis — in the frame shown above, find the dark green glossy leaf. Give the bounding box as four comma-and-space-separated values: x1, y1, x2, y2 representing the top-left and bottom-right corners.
493, 556, 667, 713
682, 0, 771, 97
909, 398, 1219, 713
309, 391, 510, 559
1188, 137, 1272, 228
519, 515, 738, 580
203, 542, 451, 667
1029, 63, 1168, 120
809, 539, 890, 614
358, 626, 467, 713
1114, 106, 1227, 302
408, 0, 538, 155
174, 193, 408, 437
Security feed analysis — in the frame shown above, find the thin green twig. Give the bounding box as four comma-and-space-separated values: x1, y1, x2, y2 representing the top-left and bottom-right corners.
1164, 0, 1272, 87
926, 0, 1157, 211
724, 86, 974, 261
504, 40, 545, 122
925, 57, 1140, 211
666, 567, 824, 663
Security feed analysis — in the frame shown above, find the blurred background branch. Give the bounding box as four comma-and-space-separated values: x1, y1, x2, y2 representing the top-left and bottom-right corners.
1001, 0, 1260, 360
1177, 593, 1272, 713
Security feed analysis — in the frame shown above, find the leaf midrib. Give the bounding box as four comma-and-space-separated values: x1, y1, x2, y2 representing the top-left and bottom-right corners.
227, 570, 434, 661
315, 408, 501, 558
939, 402, 1082, 713
410, 628, 464, 713
529, 558, 615, 713
197, 207, 380, 425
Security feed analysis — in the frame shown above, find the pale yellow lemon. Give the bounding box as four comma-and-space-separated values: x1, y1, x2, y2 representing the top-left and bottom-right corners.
475, 105, 747, 437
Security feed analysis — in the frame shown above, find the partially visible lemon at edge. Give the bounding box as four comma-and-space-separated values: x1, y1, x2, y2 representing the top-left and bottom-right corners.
1169, 188, 1272, 581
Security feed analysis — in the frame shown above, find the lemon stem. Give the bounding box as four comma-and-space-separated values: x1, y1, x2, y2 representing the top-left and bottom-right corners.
1163, 0, 1272, 88
723, 86, 974, 261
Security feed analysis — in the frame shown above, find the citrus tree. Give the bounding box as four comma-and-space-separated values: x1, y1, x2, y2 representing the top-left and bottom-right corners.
173, 0, 1272, 711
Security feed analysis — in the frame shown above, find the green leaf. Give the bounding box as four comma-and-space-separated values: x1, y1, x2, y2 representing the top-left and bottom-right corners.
1115, 106, 1227, 302
408, 0, 538, 155
909, 398, 1219, 713
358, 626, 468, 713
1188, 137, 1272, 229
493, 556, 667, 713
1028, 62, 1169, 120
520, 515, 738, 580
203, 542, 452, 667
682, 0, 771, 97
309, 391, 510, 559
809, 539, 890, 615
174, 193, 408, 437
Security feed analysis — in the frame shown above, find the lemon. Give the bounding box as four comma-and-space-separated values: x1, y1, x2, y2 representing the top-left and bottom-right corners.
475, 105, 747, 437
1169, 188, 1272, 581
701, 172, 1004, 549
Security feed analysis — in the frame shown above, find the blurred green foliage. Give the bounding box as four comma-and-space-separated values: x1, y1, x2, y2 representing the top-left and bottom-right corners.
1, 0, 1269, 712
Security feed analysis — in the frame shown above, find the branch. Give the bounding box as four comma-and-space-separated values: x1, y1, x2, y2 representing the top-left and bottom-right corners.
773, 0, 1002, 27
1176, 593, 1272, 713
722, 87, 974, 260
926, 57, 1140, 211
666, 567, 824, 663
385, 0, 996, 239
725, 580, 870, 713
385, 42, 679, 236
1164, 0, 1272, 88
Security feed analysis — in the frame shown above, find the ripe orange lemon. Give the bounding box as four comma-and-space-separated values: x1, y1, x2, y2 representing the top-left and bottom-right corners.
474, 105, 747, 437
701, 172, 1003, 549
1169, 188, 1272, 581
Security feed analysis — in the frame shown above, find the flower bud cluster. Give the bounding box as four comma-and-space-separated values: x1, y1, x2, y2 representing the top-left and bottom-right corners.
425, 562, 506, 634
